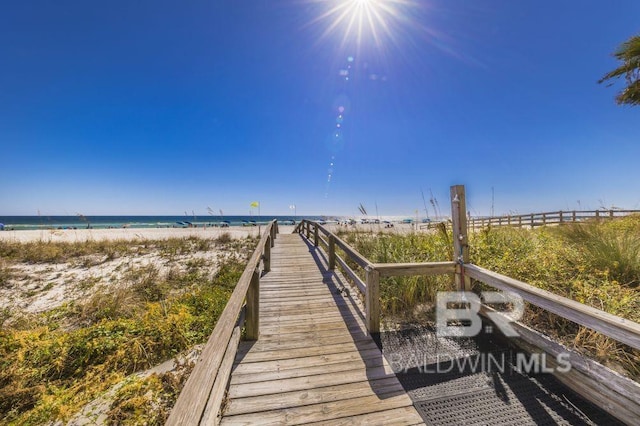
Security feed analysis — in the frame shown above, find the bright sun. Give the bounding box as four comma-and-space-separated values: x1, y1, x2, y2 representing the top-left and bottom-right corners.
309, 0, 414, 49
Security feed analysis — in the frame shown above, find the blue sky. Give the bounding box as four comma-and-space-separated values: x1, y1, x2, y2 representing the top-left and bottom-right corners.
1, 0, 638, 217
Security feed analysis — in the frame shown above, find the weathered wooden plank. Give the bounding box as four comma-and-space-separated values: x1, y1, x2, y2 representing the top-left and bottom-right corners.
258, 304, 355, 317
228, 362, 397, 399
260, 283, 334, 291
234, 332, 371, 354
231, 348, 384, 375
257, 324, 359, 337
465, 264, 640, 349
255, 325, 365, 341
259, 306, 348, 318
233, 340, 381, 363
258, 300, 350, 311
257, 321, 360, 335
258, 313, 357, 327
200, 326, 241, 424
224, 377, 405, 416
306, 406, 425, 426
259, 289, 335, 299
221, 392, 415, 425
259, 293, 341, 303
260, 279, 331, 287
230, 356, 387, 385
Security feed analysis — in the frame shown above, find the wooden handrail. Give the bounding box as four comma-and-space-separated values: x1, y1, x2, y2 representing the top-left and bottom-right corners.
464, 264, 640, 350
373, 262, 456, 277
297, 220, 454, 334
314, 222, 371, 269
167, 220, 277, 426
296, 216, 640, 350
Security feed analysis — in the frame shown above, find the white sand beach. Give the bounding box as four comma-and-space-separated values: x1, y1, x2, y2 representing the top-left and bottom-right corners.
0, 222, 425, 243
0, 225, 298, 243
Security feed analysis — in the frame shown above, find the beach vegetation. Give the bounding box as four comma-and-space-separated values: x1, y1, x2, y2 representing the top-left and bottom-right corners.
0, 236, 257, 425
336, 228, 453, 316
337, 217, 640, 379
0, 261, 13, 288
216, 231, 232, 244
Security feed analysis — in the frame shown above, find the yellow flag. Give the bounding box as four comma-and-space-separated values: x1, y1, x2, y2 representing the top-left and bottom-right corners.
250, 201, 259, 208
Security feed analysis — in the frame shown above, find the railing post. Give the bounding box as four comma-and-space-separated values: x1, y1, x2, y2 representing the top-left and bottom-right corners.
306, 221, 311, 239
263, 236, 271, 273
271, 222, 276, 245
610, 210, 614, 218
246, 268, 260, 340
572, 210, 576, 222
530, 214, 534, 228
328, 235, 336, 270
450, 185, 470, 291
596, 210, 600, 220
559, 211, 564, 223
542, 213, 547, 225
313, 224, 319, 247
365, 266, 380, 335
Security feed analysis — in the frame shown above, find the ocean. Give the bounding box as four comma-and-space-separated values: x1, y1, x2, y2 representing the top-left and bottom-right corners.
0, 215, 333, 231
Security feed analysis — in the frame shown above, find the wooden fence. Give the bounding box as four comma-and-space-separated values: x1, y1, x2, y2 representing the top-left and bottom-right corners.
295, 184, 640, 424
166, 220, 278, 425
468, 209, 640, 229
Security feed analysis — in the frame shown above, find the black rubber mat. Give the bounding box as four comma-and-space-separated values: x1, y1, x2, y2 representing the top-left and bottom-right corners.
379, 324, 623, 425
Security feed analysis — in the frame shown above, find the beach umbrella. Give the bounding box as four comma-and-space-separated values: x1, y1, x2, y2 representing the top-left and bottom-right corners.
0, 223, 4, 230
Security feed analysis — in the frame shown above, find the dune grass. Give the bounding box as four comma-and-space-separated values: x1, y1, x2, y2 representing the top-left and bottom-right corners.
337, 225, 453, 316
337, 216, 640, 379
0, 235, 256, 425
0, 235, 226, 265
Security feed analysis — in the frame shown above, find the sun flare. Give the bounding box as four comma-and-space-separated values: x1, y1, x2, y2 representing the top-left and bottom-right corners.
309, 0, 416, 49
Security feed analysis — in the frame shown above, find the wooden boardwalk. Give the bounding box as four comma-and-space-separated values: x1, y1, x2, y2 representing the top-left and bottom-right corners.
220, 234, 424, 425
170, 189, 640, 425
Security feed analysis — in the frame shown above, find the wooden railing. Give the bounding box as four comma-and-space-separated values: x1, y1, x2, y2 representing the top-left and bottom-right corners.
299, 216, 640, 350
294, 222, 457, 334
167, 220, 278, 425
295, 184, 640, 423
469, 209, 640, 229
